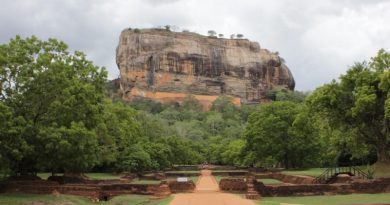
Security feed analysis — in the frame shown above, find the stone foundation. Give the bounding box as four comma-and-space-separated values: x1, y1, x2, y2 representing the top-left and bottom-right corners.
219, 176, 390, 197
165, 172, 200, 177
268, 173, 314, 184
219, 178, 246, 191
1, 180, 160, 201
168, 180, 195, 193
212, 171, 248, 176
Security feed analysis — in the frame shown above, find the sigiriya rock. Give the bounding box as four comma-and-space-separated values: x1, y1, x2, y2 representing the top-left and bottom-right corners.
116, 28, 295, 109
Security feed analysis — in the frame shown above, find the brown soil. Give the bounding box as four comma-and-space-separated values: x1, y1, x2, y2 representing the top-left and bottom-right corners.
168, 170, 255, 205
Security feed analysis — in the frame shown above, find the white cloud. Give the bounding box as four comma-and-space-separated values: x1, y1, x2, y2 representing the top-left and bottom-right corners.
0, 0, 389, 90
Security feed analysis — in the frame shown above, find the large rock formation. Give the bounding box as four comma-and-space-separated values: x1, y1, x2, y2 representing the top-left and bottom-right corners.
116, 28, 295, 109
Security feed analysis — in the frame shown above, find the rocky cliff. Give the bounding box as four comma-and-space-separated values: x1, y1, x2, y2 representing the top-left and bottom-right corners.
116, 28, 295, 109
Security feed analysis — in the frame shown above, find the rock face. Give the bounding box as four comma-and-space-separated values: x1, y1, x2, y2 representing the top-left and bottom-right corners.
116, 28, 295, 109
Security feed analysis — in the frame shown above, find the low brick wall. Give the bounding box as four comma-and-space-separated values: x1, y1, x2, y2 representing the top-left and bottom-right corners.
139, 172, 166, 180
212, 171, 248, 177
4, 180, 100, 199
89, 179, 129, 185
349, 178, 390, 193
2, 180, 160, 200
257, 183, 339, 196
168, 180, 195, 193
255, 173, 273, 179
219, 178, 246, 191
209, 165, 238, 170
268, 173, 314, 184
218, 176, 390, 197
48, 176, 129, 185
100, 183, 158, 198
165, 172, 199, 177
255, 178, 390, 196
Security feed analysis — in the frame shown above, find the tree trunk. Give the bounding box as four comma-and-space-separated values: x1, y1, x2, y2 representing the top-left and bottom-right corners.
376, 144, 390, 163
284, 154, 289, 169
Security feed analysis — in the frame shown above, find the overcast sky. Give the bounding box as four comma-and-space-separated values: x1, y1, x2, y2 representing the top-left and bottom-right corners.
1, 0, 389, 90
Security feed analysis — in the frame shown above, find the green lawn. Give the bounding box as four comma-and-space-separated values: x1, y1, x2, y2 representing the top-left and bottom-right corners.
281, 166, 390, 178
130, 179, 161, 185
214, 176, 224, 183
164, 170, 200, 174
36, 173, 199, 185
0, 193, 172, 205
257, 178, 283, 185
211, 170, 248, 173
190, 176, 198, 183
37, 173, 122, 180
85, 173, 122, 180
214, 176, 282, 185
257, 193, 390, 205
281, 168, 327, 177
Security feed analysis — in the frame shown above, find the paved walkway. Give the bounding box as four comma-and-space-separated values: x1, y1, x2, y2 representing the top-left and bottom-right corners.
168, 170, 255, 205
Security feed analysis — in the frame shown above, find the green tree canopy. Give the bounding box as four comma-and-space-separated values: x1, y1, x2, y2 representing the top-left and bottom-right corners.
0, 36, 107, 175
307, 49, 390, 164
242, 101, 319, 168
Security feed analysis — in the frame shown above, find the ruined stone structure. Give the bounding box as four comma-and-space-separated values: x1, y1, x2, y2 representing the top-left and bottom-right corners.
116, 28, 295, 109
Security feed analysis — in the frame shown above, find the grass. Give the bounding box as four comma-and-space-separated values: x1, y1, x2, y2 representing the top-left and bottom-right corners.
0, 193, 172, 205
85, 173, 122, 180
256, 193, 390, 205
0, 193, 92, 205
36, 173, 199, 185
36, 173, 122, 180
164, 170, 200, 174
214, 176, 224, 183
281, 168, 327, 177
148, 196, 173, 205
37, 173, 52, 180
281, 166, 390, 179
211, 170, 248, 173
188, 176, 198, 183
130, 179, 161, 185
257, 178, 283, 185
213, 176, 282, 185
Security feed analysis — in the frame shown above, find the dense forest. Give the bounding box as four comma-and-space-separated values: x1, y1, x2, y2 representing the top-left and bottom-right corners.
1, 36, 389, 178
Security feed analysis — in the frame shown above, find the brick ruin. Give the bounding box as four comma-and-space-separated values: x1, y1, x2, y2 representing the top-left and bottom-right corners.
218, 172, 390, 197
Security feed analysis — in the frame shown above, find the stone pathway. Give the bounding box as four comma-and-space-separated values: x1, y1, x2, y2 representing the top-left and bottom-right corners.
168, 170, 255, 205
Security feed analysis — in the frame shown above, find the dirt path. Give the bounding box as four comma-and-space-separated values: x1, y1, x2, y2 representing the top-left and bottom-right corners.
168, 170, 255, 205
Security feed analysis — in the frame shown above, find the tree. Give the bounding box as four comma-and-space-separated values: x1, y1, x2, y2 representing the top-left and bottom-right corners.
205, 112, 225, 136
230, 34, 235, 39
306, 49, 390, 166
221, 139, 245, 166
0, 36, 107, 176
182, 95, 203, 112
208, 30, 217, 37
218, 34, 224, 38
266, 87, 307, 103
38, 122, 99, 174
0, 102, 28, 176
236, 34, 244, 39
116, 143, 152, 172
242, 101, 318, 168
95, 100, 142, 171
164, 25, 171, 31
210, 96, 239, 120
162, 135, 204, 165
